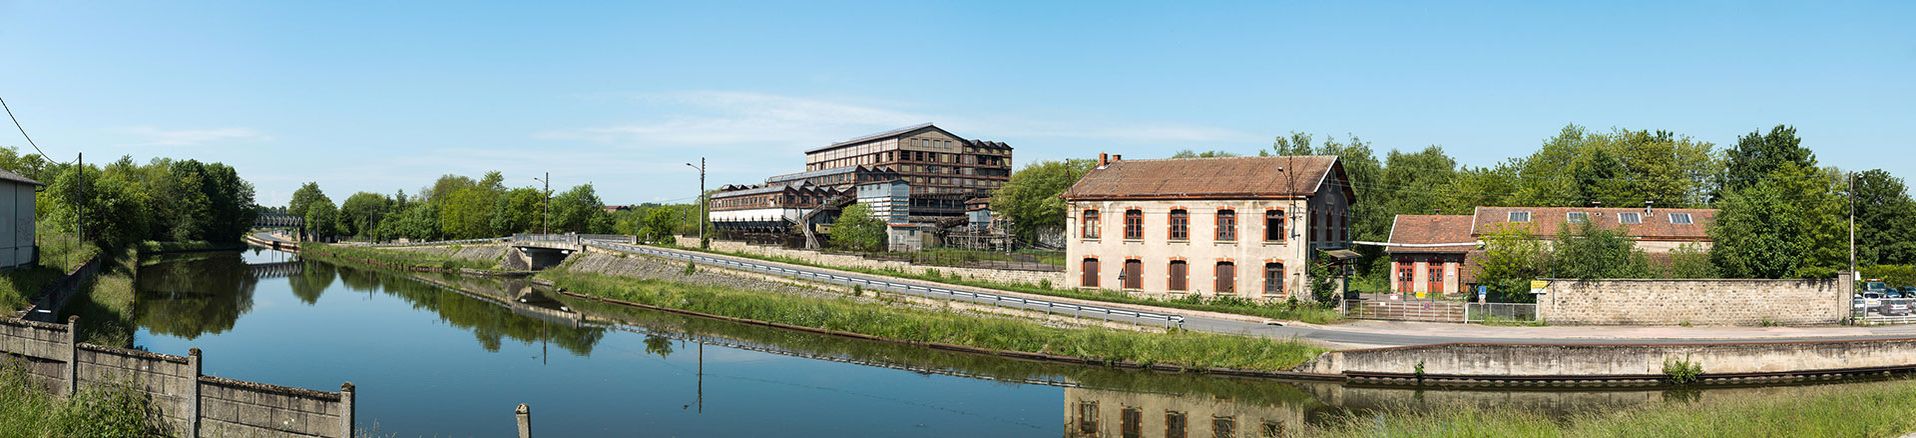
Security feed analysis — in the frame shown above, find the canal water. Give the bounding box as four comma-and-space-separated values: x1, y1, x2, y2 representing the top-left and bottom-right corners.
129, 249, 1892, 436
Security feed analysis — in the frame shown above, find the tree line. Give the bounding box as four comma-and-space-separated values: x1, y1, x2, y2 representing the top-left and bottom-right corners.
989, 124, 1916, 293
0, 147, 258, 250
286, 171, 704, 244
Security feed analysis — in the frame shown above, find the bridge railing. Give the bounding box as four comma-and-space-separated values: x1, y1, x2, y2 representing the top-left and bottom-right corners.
359, 237, 511, 248
576, 237, 1186, 329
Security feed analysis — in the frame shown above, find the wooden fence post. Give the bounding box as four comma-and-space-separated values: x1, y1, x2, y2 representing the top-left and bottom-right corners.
187, 348, 202, 438
64, 315, 78, 397
339, 382, 355, 438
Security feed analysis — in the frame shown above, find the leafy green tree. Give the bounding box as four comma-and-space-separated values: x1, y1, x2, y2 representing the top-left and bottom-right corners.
1550, 221, 1650, 279
1438, 163, 1520, 213
1719, 125, 1815, 197
1853, 169, 1916, 265
287, 182, 326, 221
1710, 162, 1847, 278
338, 192, 392, 239
491, 187, 543, 235
1474, 224, 1550, 302
378, 202, 441, 241
830, 203, 887, 252
1661, 244, 1718, 279
302, 195, 340, 240
990, 159, 1094, 242
1507, 125, 1717, 209
549, 183, 612, 233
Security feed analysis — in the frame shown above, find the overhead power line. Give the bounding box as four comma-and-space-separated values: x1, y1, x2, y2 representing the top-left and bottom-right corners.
0, 96, 54, 159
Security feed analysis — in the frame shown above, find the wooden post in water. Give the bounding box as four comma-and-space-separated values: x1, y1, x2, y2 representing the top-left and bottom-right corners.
516, 403, 533, 438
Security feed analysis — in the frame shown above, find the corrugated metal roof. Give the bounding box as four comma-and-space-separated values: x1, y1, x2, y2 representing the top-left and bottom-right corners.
1061, 155, 1342, 201
0, 168, 41, 186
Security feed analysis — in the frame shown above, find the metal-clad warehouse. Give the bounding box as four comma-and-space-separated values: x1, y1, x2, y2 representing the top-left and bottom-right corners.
0, 168, 39, 269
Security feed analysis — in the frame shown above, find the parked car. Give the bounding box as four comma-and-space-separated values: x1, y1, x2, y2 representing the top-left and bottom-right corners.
1857, 292, 1887, 315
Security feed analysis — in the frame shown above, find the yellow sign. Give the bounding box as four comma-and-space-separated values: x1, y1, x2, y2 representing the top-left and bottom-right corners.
1530, 280, 1550, 290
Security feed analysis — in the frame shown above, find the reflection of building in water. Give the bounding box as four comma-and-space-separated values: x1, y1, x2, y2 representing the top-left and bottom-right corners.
1065, 387, 1306, 438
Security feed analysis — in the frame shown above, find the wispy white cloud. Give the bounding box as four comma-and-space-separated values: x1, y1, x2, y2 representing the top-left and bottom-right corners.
121, 126, 270, 147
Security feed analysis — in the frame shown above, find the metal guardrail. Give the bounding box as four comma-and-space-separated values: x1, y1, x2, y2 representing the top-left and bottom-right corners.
563, 236, 1186, 329
359, 237, 510, 248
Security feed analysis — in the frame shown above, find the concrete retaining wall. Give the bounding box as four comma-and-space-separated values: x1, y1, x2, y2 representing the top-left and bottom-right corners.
0, 317, 352, 437
1535, 277, 1848, 326
677, 237, 1067, 288
16, 255, 101, 322
1298, 339, 1916, 377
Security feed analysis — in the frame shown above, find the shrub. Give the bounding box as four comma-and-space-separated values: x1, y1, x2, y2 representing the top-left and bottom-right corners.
1663, 357, 1703, 385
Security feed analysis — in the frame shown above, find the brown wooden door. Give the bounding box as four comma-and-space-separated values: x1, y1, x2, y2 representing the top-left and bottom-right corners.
1082, 258, 1099, 287
1397, 260, 1415, 293
1427, 261, 1444, 294
1216, 262, 1236, 293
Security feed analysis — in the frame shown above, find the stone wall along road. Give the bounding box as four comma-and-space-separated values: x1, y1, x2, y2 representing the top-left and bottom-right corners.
1534, 277, 1847, 326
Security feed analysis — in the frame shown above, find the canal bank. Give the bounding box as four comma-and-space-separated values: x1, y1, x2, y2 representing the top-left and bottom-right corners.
155, 246, 1916, 436
306, 239, 1916, 388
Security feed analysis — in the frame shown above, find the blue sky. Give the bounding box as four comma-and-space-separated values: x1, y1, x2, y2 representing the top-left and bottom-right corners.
2, 1, 1911, 206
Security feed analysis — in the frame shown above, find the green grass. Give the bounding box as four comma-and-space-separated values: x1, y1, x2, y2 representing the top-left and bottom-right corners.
541, 268, 1327, 372
1310, 378, 1916, 437
0, 359, 173, 437
61, 250, 138, 347
702, 247, 1346, 324
303, 243, 504, 272
0, 230, 102, 313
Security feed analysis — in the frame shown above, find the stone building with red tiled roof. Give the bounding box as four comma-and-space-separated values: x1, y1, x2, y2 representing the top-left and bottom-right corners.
1061, 154, 1355, 302
1385, 206, 1716, 296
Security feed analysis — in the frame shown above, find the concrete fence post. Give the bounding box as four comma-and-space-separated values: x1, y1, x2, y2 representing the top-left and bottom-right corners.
339, 382, 355, 438
187, 348, 202, 438
64, 315, 78, 397
516, 403, 532, 438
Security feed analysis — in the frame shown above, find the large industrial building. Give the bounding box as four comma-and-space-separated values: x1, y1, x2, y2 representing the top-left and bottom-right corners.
707, 123, 1013, 244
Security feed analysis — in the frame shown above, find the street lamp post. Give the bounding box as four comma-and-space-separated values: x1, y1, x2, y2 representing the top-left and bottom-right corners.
686, 159, 707, 249
533, 172, 551, 235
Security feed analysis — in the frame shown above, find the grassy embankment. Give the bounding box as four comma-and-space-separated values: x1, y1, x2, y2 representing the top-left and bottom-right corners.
0, 361, 172, 436
1311, 378, 1916, 437
541, 268, 1327, 372
691, 245, 1345, 324
302, 243, 506, 272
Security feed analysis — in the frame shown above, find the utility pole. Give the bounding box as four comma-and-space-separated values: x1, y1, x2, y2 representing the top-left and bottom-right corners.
1850, 171, 1857, 282
686, 159, 707, 249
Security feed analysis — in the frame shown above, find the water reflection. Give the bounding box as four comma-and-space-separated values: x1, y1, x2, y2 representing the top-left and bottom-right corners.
134, 252, 261, 338
135, 251, 606, 355
130, 249, 1915, 435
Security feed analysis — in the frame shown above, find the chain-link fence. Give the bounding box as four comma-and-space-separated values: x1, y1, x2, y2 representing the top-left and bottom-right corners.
1465, 302, 1539, 323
